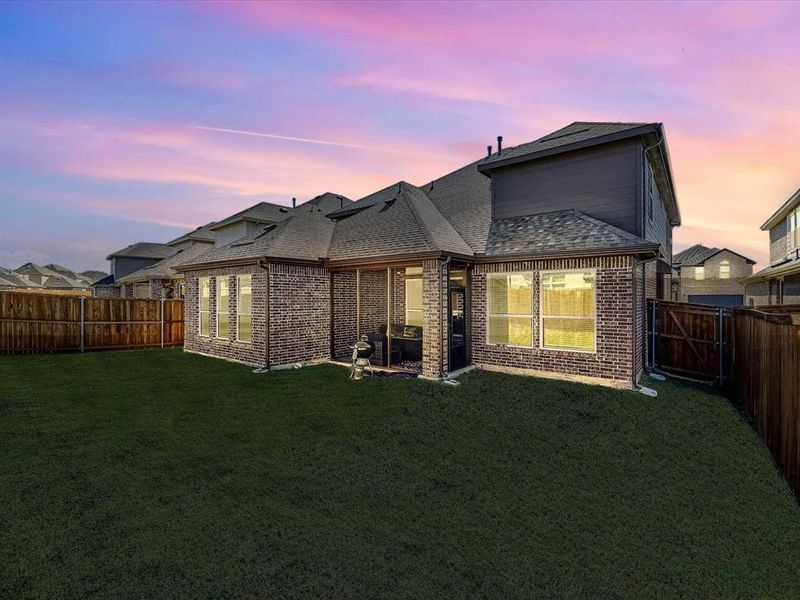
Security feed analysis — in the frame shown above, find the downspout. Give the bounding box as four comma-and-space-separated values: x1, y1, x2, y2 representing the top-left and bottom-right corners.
259, 259, 270, 368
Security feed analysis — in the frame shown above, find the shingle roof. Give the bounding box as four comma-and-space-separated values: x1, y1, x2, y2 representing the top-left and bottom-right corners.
13, 263, 91, 289
117, 243, 213, 283
0, 266, 42, 288
482, 210, 657, 257
167, 222, 217, 246
79, 270, 109, 284
209, 201, 293, 231
673, 244, 718, 266
327, 182, 472, 261
479, 122, 652, 167
106, 242, 175, 260
673, 244, 756, 267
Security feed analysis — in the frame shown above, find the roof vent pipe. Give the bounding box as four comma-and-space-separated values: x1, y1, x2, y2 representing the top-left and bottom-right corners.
486, 145, 492, 157
497, 135, 503, 155
292, 197, 296, 209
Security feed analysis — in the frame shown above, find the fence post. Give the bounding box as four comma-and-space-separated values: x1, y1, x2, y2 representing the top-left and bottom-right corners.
718, 306, 724, 386
79, 296, 85, 353
160, 298, 165, 348
650, 300, 657, 370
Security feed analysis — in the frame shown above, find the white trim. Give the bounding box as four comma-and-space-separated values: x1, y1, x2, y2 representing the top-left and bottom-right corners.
198, 277, 210, 337
236, 274, 253, 344
485, 271, 534, 348
539, 268, 597, 354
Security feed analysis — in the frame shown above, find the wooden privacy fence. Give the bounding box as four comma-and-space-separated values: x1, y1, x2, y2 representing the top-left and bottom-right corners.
649, 300, 800, 500
728, 306, 800, 500
0, 291, 184, 354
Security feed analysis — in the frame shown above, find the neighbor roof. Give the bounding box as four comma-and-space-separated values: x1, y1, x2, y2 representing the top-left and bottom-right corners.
106, 242, 175, 261
0, 266, 42, 288
760, 187, 800, 231
13, 263, 91, 288
482, 210, 657, 258
673, 244, 756, 267
117, 243, 215, 283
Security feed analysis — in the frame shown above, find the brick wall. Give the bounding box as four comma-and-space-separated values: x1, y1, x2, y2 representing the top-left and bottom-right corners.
784, 273, 800, 304
184, 265, 268, 366
770, 224, 788, 264
358, 269, 388, 336
332, 271, 356, 358
422, 259, 448, 379
393, 268, 407, 325
92, 285, 121, 298
267, 263, 330, 367
470, 256, 636, 383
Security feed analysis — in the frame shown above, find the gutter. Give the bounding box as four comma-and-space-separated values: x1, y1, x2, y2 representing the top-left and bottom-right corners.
473, 244, 659, 264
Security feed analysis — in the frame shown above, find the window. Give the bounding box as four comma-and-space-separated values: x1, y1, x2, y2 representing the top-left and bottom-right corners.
217, 277, 229, 339
695, 266, 705, 281
198, 277, 210, 336
405, 269, 423, 326
541, 270, 596, 352
789, 207, 800, 252
719, 260, 730, 279
237, 274, 252, 342
487, 272, 533, 347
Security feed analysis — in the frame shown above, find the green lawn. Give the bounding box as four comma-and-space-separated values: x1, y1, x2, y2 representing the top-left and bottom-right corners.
1, 350, 798, 599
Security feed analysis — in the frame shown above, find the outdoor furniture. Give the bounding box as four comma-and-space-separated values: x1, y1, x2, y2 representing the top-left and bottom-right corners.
370, 324, 423, 363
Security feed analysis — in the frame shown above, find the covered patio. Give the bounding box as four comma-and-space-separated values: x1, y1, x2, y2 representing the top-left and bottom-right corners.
329, 260, 469, 378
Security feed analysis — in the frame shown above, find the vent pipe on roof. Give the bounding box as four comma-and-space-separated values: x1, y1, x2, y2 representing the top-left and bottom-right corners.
292, 197, 296, 209
486, 145, 492, 157
497, 136, 503, 155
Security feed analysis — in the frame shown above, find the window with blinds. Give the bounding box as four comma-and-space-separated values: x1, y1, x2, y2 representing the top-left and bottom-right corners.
405, 276, 423, 326
719, 260, 730, 279
198, 277, 210, 336
237, 275, 252, 342
541, 270, 596, 352
487, 272, 533, 346
695, 266, 705, 280
217, 277, 229, 339
789, 207, 800, 252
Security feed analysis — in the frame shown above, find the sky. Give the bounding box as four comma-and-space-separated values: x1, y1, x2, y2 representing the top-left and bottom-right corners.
1, 1, 798, 272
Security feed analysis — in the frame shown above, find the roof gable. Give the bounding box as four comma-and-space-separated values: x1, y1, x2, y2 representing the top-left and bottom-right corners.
760, 187, 800, 231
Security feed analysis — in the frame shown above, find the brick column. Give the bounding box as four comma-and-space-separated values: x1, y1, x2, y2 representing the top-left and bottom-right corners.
422, 259, 449, 379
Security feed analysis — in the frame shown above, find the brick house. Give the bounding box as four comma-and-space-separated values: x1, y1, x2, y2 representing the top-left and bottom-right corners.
742, 188, 800, 306
671, 244, 755, 306
176, 122, 680, 387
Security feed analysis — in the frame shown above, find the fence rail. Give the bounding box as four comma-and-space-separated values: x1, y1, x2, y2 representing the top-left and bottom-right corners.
648, 300, 800, 500
0, 292, 184, 354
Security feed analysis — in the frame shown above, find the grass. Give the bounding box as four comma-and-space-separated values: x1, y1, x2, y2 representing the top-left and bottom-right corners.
1, 349, 798, 599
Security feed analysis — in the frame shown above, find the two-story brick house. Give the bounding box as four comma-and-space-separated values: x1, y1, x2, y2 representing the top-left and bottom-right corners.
742, 188, 800, 305
173, 121, 680, 387
671, 244, 755, 306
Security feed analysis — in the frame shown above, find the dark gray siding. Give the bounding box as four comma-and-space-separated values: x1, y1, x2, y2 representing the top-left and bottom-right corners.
113, 256, 163, 279
492, 139, 640, 235
643, 156, 671, 258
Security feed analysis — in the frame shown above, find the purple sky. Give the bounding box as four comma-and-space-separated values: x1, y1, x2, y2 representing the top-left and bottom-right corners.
1, 1, 798, 271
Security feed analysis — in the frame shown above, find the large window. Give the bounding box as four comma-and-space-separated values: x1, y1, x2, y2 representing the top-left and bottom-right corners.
789, 207, 800, 252
198, 277, 210, 336
695, 266, 705, 281
217, 277, 229, 339
405, 271, 423, 327
237, 274, 252, 342
719, 260, 730, 279
541, 270, 596, 352
487, 272, 533, 347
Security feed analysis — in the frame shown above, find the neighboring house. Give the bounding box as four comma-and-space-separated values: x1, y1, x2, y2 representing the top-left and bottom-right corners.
671, 244, 755, 306
175, 121, 680, 387
742, 188, 800, 306
0, 266, 43, 290
94, 242, 176, 298
113, 194, 352, 299
13, 263, 93, 291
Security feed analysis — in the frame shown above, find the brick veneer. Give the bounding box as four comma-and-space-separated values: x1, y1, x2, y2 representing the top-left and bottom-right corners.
422, 259, 448, 379
92, 284, 121, 298
470, 256, 637, 384
184, 264, 268, 366
267, 263, 330, 366
332, 271, 357, 358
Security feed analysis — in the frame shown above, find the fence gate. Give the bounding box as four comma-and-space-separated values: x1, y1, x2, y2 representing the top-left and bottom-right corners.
647, 300, 732, 385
